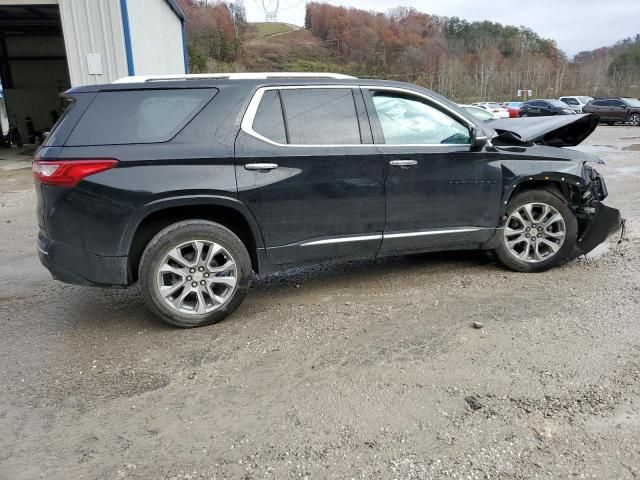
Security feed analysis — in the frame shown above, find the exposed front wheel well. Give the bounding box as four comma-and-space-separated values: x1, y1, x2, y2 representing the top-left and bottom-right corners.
506, 180, 577, 208
127, 205, 259, 283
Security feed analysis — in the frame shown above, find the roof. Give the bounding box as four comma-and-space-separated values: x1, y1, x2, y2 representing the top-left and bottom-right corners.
164, 0, 184, 21
113, 72, 357, 83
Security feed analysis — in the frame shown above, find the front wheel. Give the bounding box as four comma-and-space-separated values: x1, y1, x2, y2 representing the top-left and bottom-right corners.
628, 113, 640, 126
494, 190, 578, 272
139, 220, 252, 327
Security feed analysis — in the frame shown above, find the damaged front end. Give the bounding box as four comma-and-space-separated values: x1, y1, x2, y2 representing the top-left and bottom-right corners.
491, 112, 624, 256
572, 165, 624, 256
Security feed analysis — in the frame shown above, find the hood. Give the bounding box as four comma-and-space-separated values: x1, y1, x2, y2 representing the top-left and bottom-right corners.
488, 113, 599, 148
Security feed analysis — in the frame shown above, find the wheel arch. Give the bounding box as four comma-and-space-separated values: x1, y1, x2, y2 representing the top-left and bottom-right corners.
122, 196, 264, 283
502, 175, 584, 218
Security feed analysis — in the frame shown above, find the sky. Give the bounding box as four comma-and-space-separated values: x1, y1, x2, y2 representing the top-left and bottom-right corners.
244, 0, 640, 57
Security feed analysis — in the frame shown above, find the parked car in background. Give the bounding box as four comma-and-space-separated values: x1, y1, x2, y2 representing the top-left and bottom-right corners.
459, 104, 499, 123
582, 98, 640, 126
502, 101, 523, 118
519, 99, 576, 117
472, 102, 510, 118
559, 96, 594, 113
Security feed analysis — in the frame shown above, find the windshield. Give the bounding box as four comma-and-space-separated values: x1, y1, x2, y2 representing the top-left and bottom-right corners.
578, 96, 593, 104
463, 106, 495, 122
549, 100, 569, 107
487, 102, 503, 109
623, 98, 640, 108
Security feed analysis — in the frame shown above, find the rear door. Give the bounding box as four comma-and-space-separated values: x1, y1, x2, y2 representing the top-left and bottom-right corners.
362, 87, 502, 254
235, 86, 384, 265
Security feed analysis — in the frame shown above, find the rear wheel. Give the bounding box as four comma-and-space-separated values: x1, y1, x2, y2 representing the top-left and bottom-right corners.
495, 190, 577, 272
139, 220, 251, 327
628, 113, 640, 126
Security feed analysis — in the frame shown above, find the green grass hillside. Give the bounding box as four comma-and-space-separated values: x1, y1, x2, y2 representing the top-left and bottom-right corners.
241, 22, 360, 74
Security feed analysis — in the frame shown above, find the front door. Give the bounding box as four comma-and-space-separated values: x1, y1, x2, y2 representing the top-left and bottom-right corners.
362, 87, 503, 255
235, 86, 384, 265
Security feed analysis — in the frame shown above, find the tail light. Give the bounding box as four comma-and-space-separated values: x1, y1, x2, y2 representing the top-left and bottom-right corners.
33, 159, 118, 187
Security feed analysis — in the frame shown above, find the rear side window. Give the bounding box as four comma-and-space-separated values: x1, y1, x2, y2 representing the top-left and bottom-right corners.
280, 89, 361, 145
252, 90, 287, 144
67, 88, 215, 146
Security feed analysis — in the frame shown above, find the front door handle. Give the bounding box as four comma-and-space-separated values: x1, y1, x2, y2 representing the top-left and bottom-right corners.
244, 163, 279, 171
389, 159, 418, 168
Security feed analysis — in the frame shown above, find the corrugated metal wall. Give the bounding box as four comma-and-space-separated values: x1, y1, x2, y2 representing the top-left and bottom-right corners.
127, 0, 186, 76
58, 0, 128, 86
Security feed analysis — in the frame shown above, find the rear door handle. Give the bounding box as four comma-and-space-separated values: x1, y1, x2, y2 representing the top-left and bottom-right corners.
244, 163, 279, 171
389, 159, 418, 168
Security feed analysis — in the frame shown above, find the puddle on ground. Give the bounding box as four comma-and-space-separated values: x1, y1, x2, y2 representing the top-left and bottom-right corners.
567, 145, 620, 154
612, 166, 640, 175
623, 144, 640, 151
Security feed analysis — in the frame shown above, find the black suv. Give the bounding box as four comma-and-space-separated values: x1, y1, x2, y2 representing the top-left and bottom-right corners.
519, 99, 576, 117
34, 73, 621, 327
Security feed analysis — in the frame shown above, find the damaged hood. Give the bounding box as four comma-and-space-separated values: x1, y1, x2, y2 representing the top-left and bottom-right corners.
488, 113, 599, 147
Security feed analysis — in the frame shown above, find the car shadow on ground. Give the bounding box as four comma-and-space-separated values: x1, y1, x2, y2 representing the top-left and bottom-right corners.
60, 249, 496, 330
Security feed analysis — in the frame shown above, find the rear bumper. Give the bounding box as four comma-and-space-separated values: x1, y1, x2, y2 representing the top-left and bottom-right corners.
38, 233, 129, 287
577, 203, 623, 255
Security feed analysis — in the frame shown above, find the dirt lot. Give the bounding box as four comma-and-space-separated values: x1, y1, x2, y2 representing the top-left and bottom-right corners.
1, 126, 640, 479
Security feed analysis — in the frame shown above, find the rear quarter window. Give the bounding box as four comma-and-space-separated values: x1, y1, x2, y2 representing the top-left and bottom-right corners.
66, 88, 216, 146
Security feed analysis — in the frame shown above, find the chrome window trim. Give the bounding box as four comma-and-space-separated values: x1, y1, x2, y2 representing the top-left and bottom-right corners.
240, 85, 475, 148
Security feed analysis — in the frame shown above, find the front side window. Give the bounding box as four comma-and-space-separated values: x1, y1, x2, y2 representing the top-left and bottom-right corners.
562, 98, 579, 106
372, 93, 470, 145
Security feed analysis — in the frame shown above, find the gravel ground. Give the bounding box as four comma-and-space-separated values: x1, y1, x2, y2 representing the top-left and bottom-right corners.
1, 126, 639, 479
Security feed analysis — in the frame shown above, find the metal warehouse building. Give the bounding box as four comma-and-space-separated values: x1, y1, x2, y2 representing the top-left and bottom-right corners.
0, 0, 188, 141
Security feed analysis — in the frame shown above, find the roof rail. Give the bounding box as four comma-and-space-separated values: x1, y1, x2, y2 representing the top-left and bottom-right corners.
114, 72, 357, 83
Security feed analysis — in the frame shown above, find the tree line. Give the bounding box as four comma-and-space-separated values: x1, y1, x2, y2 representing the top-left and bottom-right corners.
178, 1, 640, 102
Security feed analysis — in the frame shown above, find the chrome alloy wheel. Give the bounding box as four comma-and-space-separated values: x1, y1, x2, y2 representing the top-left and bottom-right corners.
504, 202, 566, 263
629, 113, 640, 126
156, 240, 237, 314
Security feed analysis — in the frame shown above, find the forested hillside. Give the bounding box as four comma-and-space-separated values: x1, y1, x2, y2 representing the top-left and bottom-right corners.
177, 0, 640, 101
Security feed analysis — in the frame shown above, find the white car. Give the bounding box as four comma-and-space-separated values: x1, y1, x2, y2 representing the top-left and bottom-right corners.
472, 102, 510, 118
559, 96, 594, 113
459, 104, 500, 123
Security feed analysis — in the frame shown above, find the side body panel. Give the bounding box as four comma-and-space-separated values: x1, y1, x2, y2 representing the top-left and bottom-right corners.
37, 84, 255, 285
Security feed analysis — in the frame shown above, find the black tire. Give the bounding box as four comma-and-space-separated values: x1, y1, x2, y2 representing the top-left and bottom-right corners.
139, 220, 251, 328
494, 189, 578, 273
606, 122, 615, 126
628, 113, 640, 127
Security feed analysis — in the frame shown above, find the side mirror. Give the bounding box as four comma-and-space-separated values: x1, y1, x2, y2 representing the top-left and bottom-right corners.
470, 127, 488, 151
